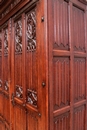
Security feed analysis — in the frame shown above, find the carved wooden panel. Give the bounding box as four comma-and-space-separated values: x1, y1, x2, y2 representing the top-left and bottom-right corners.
3, 96, 10, 125
26, 9, 36, 51
15, 54, 23, 99
15, 85, 23, 99
27, 89, 37, 107
53, 57, 70, 110
26, 9, 38, 107
54, 0, 69, 50
14, 106, 26, 130
74, 105, 85, 130
4, 28, 8, 55
27, 111, 38, 130
14, 18, 23, 99
54, 112, 70, 130
0, 122, 5, 130
3, 57, 8, 91
73, 6, 85, 52
74, 58, 86, 102
15, 19, 22, 53
0, 93, 3, 117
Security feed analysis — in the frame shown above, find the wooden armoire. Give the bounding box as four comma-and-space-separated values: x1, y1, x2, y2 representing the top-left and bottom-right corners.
0, 0, 87, 130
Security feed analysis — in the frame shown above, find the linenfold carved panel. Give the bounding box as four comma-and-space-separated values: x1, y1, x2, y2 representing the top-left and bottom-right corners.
15, 20, 22, 53
54, 112, 70, 130
26, 9, 36, 51
74, 58, 86, 102
4, 28, 8, 54
15, 85, 23, 99
27, 111, 38, 130
53, 57, 70, 110
0, 32, 2, 55
73, 6, 85, 52
27, 89, 37, 107
54, 0, 69, 50
74, 105, 85, 130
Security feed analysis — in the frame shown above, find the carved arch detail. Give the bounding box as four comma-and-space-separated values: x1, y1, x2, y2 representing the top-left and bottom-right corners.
26, 9, 36, 51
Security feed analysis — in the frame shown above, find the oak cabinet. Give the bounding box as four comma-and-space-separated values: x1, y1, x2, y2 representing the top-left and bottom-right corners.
0, 0, 87, 130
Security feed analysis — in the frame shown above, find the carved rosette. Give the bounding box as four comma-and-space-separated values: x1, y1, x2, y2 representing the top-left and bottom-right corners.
16, 85, 23, 99
4, 81, 9, 91
27, 89, 37, 107
4, 29, 8, 54
0, 79, 2, 87
0, 32, 2, 55
15, 20, 22, 53
27, 10, 36, 51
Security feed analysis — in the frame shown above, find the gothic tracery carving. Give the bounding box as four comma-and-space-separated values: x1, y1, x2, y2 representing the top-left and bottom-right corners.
16, 85, 23, 99
4, 28, 8, 54
27, 10, 36, 51
15, 20, 22, 53
27, 89, 37, 107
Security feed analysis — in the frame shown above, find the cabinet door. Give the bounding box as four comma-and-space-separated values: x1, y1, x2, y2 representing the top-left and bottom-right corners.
10, 1, 47, 130
0, 22, 10, 130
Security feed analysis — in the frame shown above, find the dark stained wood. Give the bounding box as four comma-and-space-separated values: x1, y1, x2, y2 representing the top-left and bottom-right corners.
0, 0, 87, 130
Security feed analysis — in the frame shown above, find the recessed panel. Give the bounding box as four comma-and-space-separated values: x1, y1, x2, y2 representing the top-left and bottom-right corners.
74, 105, 85, 130
27, 111, 38, 130
25, 9, 38, 108
53, 57, 70, 110
74, 58, 86, 102
73, 6, 85, 52
3, 97, 10, 124
14, 106, 26, 130
54, 0, 69, 50
54, 112, 70, 130
0, 93, 3, 116
14, 18, 23, 100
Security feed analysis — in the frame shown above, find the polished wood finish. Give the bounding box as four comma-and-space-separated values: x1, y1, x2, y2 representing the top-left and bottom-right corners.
0, 0, 87, 130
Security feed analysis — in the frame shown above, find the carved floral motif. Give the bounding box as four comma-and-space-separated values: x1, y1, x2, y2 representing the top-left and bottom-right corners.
27, 10, 36, 51
27, 89, 37, 107
15, 20, 22, 53
4, 29, 8, 54
16, 85, 23, 99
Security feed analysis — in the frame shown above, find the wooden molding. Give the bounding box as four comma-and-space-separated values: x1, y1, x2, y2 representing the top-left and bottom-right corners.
78, 0, 87, 4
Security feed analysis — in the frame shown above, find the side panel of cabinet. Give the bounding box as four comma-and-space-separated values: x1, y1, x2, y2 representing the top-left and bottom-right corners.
48, 0, 87, 130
